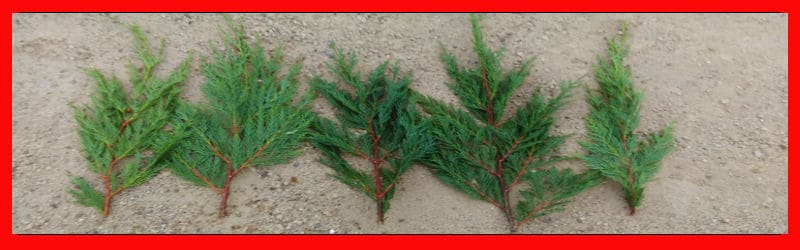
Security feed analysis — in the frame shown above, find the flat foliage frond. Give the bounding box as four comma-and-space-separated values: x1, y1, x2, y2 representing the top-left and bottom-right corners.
70, 24, 189, 217
417, 14, 598, 232
166, 17, 312, 217
580, 23, 675, 215
309, 43, 434, 223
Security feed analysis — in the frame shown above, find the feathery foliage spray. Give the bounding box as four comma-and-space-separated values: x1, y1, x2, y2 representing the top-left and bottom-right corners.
580, 23, 675, 215
70, 24, 190, 217
309, 44, 434, 223
417, 14, 600, 233
166, 18, 312, 217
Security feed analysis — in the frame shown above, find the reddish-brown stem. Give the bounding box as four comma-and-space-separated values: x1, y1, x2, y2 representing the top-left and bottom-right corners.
479, 63, 516, 230
219, 176, 232, 217
465, 152, 497, 176
118, 120, 132, 134
480, 66, 496, 127
367, 119, 385, 223
500, 135, 525, 162
103, 114, 135, 217
235, 142, 270, 176
495, 156, 515, 231
220, 141, 273, 217
206, 141, 234, 217
513, 201, 549, 233
378, 181, 396, 198
620, 123, 636, 216
102, 147, 127, 217
462, 180, 502, 210
509, 152, 537, 188
353, 148, 368, 159
111, 187, 124, 197
207, 142, 231, 167
191, 168, 222, 194
102, 174, 112, 217
498, 135, 525, 191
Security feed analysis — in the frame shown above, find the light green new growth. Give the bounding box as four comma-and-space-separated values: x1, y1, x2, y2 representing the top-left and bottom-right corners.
166, 17, 313, 217
70, 24, 190, 217
309, 44, 434, 223
417, 14, 600, 233
580, 23, 675, 215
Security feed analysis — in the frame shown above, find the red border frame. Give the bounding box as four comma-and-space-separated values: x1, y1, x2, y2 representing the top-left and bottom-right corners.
5, 0, 795, 249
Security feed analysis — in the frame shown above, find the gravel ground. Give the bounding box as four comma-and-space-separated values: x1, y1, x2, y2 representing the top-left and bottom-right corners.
12, 13, 787, 234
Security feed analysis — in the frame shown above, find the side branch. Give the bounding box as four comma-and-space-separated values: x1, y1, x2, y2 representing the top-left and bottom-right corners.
191, 168, 222, 194
235, 142, 271, 176
465, 152, 498, 176
118, 119, 132, 134
463, 180, 502, 209
377, 181, 396, 198
514, 201, 550, 230
480, 66, 496, 126
500, 135, 525, 162
206, 141, 232, 167
509, 151, 537, 187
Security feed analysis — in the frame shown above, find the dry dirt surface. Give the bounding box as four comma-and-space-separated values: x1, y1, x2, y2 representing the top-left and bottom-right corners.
12, 13, 787, 234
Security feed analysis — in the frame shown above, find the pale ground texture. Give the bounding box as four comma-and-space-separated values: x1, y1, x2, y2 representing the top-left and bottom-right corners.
12, 13, 787, 234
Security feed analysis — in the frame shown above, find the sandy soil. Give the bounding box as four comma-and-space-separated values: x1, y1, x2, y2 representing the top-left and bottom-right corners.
12, 13, 787, 234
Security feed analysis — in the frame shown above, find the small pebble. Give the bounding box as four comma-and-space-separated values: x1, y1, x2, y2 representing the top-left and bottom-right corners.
329, 229, 336, 234
752, 149, 765, 160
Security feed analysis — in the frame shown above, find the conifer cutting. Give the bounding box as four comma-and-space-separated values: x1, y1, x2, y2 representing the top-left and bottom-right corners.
70, 25, 190, 217
167, 18, 312, 217
309, 44, 434, 223
417, 14, 600, 233
580, 24, 674, 215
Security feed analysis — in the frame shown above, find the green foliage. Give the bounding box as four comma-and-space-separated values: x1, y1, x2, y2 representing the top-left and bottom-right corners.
309, 43, 434, 223
515, 168, 601, 222
166, 17, 313, 217
71, 24, 190, 217
68, 177, 104, 212
417, 14, 599, 232
580, 23, 675, 215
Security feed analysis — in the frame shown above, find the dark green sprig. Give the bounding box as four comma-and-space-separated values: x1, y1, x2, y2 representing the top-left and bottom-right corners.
309, 43, 434, 223
417, 14, 599, 233
580, 23, 675, 215
70, 24, 190, 217
166, 17, 312, 217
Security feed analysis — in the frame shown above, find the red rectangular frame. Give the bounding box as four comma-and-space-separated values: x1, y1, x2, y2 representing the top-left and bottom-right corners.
4, 0, 795, 249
